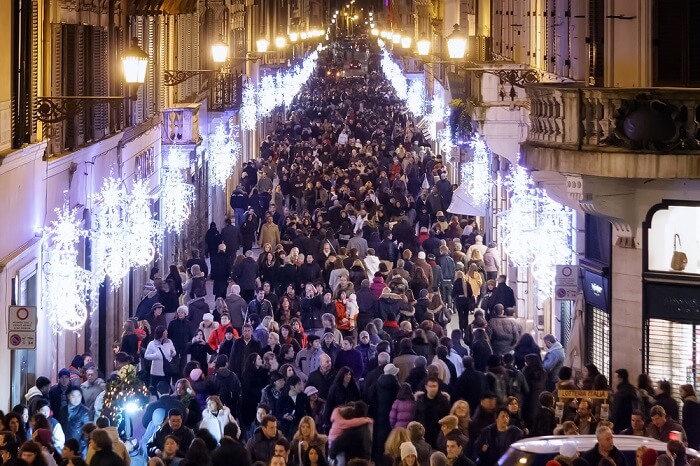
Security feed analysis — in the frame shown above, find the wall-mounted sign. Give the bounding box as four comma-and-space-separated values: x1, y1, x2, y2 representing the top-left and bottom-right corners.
583, 270, 609, 311
555, 265, 579, 300
8, 306, 37, 349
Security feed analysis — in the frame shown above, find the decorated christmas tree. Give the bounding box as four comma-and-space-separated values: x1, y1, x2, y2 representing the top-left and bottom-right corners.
101, 364, 149, 429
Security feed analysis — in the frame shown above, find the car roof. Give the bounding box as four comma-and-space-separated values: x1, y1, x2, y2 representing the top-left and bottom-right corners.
510, 435, 699, 457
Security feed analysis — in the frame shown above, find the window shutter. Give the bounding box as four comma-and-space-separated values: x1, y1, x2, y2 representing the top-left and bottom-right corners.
92, 27, 108, 139
135, 17, 144, 124
159, 15, 168, 110
50, 24, 65, 154
146, 17, 156, 119
65, 24, 86, 149
587, 305, 611, 382
587, 0, 604, 86
30, 0, 39, 141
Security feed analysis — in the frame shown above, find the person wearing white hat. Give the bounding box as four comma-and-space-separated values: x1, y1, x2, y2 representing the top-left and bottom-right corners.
198, 312, 219, 342
400, 441, 418, 466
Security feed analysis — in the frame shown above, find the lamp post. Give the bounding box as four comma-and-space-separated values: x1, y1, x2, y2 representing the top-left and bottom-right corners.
35, 37, 149, 124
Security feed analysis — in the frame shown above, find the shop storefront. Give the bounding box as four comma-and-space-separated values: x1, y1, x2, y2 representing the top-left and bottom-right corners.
643, 201, 700, 394
581, 214, 612, 381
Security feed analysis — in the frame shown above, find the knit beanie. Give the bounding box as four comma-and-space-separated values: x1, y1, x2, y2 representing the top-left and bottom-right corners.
400, 442, 418, 460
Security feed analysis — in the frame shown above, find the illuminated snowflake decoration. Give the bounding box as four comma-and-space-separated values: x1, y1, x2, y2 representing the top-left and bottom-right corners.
258, 75, 277, 118
42, 202, 91, 333
380, 49, 408, 100
437, 128, 455, 165
125, 179, 161, 267
208, 122, 235, 189
426, 87, 448, 140
461, 134, 492, 207
407, 80, 426, 117
161, 147, 195, 234
240, 83, 257, 131
497, 159, 573, 302
92, 177, 130, 285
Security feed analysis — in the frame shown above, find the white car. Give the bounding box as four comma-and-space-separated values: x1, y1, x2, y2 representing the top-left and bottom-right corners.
498, 435, 699, 466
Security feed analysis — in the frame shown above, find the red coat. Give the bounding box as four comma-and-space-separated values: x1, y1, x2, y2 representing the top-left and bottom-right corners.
208, 323, 238, 351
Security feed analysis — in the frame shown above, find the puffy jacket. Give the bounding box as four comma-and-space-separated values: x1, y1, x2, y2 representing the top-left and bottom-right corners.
301, 294, 324, 330
245, 427, 284, 463
389, 399, 416, 428
370, 276, 387, 299
489, 316, 520, 356
376, 291, 406, 320
436, 253, 456, 280
59, 403, 90, 445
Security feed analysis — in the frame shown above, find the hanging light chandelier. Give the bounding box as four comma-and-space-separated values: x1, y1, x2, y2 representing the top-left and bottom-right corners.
161, 147, 195, 233
208, 121, 238, 189
462, 134, 492, 207
92, 177, 131, 284
407, 80, 426, 117
42, 202, 91, 333
125, 179, 161, 267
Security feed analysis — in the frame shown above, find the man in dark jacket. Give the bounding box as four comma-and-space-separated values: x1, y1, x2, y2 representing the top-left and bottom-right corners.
455, 356, 486, 412
415, 377, 451, 448
307, 353, 336, 402
474, 408, 523, 465
245, 415, 285, 463
377, 231, 398, 266
228, 324, 262, 375
167, 306, 194, 374
185, 249, 208, 278
207, 355, 242, 416
220, 217, 242, 267
489, 275, 516, 317
646, 405, 688, 444
142, 381, 187, 428
355, 280, 377, 331
610, 368, 641, 433
230, 186, 250, 231
300, 284, 324, 334
49, 368, 72, 418
489, 305, 519, 357
147, 408, 195, 458
581, 426, 628, 466
445, 435, 476, 466
469, 393, 497, 444
247, 288, 273, 319
234, 251, 259, 303
59, 386, 91, 449
334, 336, 364, 378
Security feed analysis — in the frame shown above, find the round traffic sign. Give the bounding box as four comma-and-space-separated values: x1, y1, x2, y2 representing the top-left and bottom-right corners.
9, 334, 22, 346
15, 307, 29, 320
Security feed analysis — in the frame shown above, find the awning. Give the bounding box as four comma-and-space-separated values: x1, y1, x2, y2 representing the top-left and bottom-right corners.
447, 184, 486, 217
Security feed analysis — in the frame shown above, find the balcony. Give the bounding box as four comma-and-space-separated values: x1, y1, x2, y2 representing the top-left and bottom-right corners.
521, 85, 700, 179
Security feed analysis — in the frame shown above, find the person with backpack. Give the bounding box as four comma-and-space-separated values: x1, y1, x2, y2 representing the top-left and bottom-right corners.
485, 355, 511, 406
503, 353, 529, 408
206, 355, 242, 418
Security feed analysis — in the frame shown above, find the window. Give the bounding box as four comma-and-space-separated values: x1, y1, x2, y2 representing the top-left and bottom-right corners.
587, 306, 610, 381
646, 319, 699, 404
653, 0, 700, 87
11, 0, 38, 149
585, 214, 611, 266
647, 205, 700, 275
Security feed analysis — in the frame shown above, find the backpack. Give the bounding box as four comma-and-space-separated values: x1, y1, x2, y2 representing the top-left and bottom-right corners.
490, 371, 510, 404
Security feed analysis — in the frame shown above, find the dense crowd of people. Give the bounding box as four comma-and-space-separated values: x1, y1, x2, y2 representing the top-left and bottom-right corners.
8, 46, 700, 466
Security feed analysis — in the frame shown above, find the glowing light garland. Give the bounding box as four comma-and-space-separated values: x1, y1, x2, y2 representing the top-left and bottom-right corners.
407, 80, 426, 116
497, 160, 574, 302
241, 83, 257, 131
426, 85, 448, 140
42, 202, 91, 333
437, 128, 454, 163
380, 50, 408, 100
161, 147, 195, 233
258, 75, 277, 118
208, 121, 241, 189
125, 179, 161, 267
92, 177, 131, 285
461, 134, 492, 207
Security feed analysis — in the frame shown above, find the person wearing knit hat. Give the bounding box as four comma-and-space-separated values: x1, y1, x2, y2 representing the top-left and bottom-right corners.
418, 251, 426, 260
384, 363, 400, 376
400, 441, 418, 464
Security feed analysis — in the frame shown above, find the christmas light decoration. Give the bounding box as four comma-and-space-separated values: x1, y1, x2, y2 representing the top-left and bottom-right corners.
437, 128, 455, 164
407, 80, 426, 116
240, 83, 257, 131
461, 134, 492, 207
42, 202, 91, 333
101, 364, 149, 427
208, 121, 241, 189
92, 177, 130, 284
161, 147, 195, 233
426, 85, 448, 140
380, 50, 408, 101
497, 159, 574, 302
258, 75, 277, 118
125, 179, 161, 267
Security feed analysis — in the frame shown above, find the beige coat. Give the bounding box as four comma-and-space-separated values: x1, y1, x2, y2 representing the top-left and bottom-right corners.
258, 221, 280, 248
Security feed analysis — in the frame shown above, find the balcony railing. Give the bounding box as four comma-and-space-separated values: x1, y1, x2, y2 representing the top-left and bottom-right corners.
525, 84, 700, 153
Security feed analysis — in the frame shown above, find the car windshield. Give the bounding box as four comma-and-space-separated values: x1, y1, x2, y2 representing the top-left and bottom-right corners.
498, 448, 552, 466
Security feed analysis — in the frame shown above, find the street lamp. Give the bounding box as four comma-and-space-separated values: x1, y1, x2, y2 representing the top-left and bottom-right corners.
35, 37, 149, 124
392, 33, 401, 45
256, 37, 270, 53
275, 36, 287, 49
211, 38, 229, 64
446, 24, 468, 60
401, 36, 412, 49
122, 37, 149, 85
371, 28, 379, 36
417, 35, 431, 56
289, 32, 299, 42
300, 31, 308, 40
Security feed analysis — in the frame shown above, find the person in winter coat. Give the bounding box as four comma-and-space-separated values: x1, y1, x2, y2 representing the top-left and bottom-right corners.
88, 429, 125, 466
58, 387, 90, 450
240, 212, 258, 254
187, 329, 215, 373
204, 222, 223, 259
199, 395, 236, 442
474, 408, 523, 466
259, 216, 281, 249
542, 334, 565, 391
205, 355, 241, 417
210, 245, 231, 300
414, 377, 451, 449
245, 415, 285, 464
323, 367, 361, 431
145, 326, 177, 387
198, 313, 219, 342
371, 363, 401, 461
393, 339, 419, 384
489, 305, 519, 357
233, 251, 259, 303
167, 307, 194, 375
328, 402, 373, 466
522, 353, 547, 431
370, 274, 388, 300
239, 354, 270, 427
275, 376, 312, 439
334, 337, 364, 379
389, 383, 416, 429
512, 333, 541, 371
680, 384, 700, 449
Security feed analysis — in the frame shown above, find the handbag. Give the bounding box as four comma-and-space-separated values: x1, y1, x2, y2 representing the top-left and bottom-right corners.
671, 234, 688, 271
158, 347, 180, 377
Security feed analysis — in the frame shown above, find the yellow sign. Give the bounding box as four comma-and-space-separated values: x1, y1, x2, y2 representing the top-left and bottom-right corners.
558, 389, 609, 400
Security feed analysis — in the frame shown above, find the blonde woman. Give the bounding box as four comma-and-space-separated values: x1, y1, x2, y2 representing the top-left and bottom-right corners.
199, 395, 237, 442
450, 400, 471, 438
291, 415, 328, 464
466, 264, 483, 301
383, 427, 411, 466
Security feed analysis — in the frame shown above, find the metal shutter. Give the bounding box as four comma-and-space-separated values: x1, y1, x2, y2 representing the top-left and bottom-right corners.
587, 0, 604, 86
587, 305, 611, 381
146, 16, 156, 120
135, 17, 145, 124
646, 319, 699, 404
50, 24, 65, 154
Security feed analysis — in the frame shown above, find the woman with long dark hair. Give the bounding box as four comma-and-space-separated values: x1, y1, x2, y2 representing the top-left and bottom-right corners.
470, 328, 493, 373
240, 353, 269, 427
522, 353, 547, 431
4, 413, 26, 444
119, 321, 139, 365
512, 333, 541, 370
166, 265, 183, 297
302, 445, 328, 466
322, 367, 361, 431
452, 270, 474, 333
581, 363, 601, 390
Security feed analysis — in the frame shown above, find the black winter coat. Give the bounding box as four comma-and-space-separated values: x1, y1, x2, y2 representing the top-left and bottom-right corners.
89, 449, 125, 466
234, 257, 259, 291
206, 368, 241, 415
59, 403, 91, 446
474, 424, 523, 466
167, 318, 194, 354
415, 393, 451, 448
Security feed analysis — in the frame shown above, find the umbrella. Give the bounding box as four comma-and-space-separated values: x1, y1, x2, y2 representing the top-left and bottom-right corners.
447, 184, 487, 217
565, 292, 586, 376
